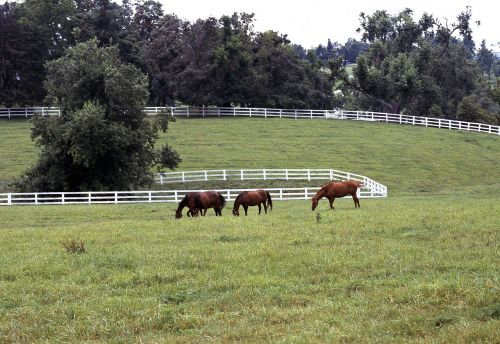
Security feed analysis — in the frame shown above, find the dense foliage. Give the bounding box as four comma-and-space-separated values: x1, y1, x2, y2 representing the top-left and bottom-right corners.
1, 1, 499, 120
342, 8, 500, 123
16, 39, 180, 192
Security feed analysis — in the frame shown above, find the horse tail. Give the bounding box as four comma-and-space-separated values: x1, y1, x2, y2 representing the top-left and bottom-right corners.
218, 192, 226, 209
266, 191, 273, 211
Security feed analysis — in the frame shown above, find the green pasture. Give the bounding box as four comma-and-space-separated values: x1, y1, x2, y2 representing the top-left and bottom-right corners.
0, 196, 498, 343
0, 116, 499, 342
2, 117, 499, 195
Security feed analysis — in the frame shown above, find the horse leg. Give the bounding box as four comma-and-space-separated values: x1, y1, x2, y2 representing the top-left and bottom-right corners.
263, 201, 267, 214
352, 194, 360, 208
329, 197, 336, 210
258, 203, 261, 215
244, 205, 248, 216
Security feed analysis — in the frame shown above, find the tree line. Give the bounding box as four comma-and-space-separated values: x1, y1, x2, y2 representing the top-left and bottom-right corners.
2, 0, 498, 123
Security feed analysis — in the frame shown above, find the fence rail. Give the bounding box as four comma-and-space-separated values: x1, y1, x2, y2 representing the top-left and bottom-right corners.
1, 106, 498, 135
0, 107, 60, 118
0, 185, 386, 206
154, 168, 386, 195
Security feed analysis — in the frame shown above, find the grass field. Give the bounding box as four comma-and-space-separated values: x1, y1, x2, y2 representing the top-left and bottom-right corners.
0, 117, 499, 342
2, 117, 499, 195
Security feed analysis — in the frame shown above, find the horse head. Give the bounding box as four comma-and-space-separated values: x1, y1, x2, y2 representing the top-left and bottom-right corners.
232, 208, 240, 216
175, 209, 183, 219
311, 197, 318, 211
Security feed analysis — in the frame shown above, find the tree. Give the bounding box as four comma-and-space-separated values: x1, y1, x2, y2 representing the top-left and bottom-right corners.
0, 1, 47, 106
17, 39, 180, 192
476, 40, 494, 78
133, 0, 164, 41
73, 0, 140, 66
342, 38, 368, 64
346, 7, 489, 118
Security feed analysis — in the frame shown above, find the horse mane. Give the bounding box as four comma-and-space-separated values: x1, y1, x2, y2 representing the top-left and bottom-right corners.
178, 194, 190, 208
234, 191, 247, 204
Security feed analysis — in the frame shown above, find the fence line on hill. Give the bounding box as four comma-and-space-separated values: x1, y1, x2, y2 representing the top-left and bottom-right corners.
0, 185, 386, 206
154, 168, 385, 194
1, 106, 498, 135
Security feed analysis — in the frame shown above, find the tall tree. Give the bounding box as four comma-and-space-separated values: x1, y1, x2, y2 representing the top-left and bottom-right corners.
0, 1, 47, 105
73, 0, 139, 65
17, 39, 180, 192
133, 0, 164, 41
477, 40, 495, 78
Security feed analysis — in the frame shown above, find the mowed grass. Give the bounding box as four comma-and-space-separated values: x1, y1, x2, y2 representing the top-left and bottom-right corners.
0, 116, 499, 342
1, 117, 500, 195
0, 195, 499, 343
163, 118, 500, 195
0, 119, 38, 183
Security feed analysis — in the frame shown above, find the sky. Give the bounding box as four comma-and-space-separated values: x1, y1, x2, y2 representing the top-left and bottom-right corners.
158, 0, 499, 50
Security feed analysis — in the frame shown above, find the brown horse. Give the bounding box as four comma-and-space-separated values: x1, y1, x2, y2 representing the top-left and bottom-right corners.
232, 189, 273, 216
175, 192, 199, 219
311, 180, 363, 210
194, 191, 226, 216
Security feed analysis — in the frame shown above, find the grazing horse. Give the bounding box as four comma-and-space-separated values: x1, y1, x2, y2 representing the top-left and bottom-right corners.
175, 192, 200, 219
232, 189, 273, 216
194, 191, 226, 216
311, 180, 363, 210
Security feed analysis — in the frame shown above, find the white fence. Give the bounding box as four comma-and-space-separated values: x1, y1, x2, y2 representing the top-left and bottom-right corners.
0, 186, 386, 206
1, 106, 498, 135
0, 107, 60, 118
0, 167, 387, 206
154, 168, 385, 194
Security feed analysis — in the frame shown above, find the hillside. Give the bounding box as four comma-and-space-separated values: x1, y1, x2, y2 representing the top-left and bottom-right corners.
1, 117, 499, 195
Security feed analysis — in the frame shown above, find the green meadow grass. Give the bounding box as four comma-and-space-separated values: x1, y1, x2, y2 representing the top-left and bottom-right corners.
162, 118, 500, 195
1, 117, 500, 195
0, 119, 38, 184
0, 195, 498, 343
0, 116, 499, 342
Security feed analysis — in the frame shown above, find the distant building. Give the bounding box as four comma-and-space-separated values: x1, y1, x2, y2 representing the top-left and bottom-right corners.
493, 51, 500, 59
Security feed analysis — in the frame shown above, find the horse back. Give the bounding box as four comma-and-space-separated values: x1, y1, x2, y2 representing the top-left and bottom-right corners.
245, 190, 268, 205
327, 181, 359, 197
196, 191, 225, 209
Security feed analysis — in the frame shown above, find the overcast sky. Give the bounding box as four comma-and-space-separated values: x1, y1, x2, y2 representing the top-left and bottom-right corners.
158, 0, 499, 50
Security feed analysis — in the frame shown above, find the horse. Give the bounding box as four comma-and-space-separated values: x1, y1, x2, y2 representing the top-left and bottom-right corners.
193, 191, 226, 216
232, 189, 273, 216
311, 180, 363, 210
175, 192, 199, 219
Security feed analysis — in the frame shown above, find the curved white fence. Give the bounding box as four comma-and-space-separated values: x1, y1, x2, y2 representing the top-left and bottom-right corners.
1, 106, 498, 135
154, 168, 386, 197
156, 168, 365, 184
